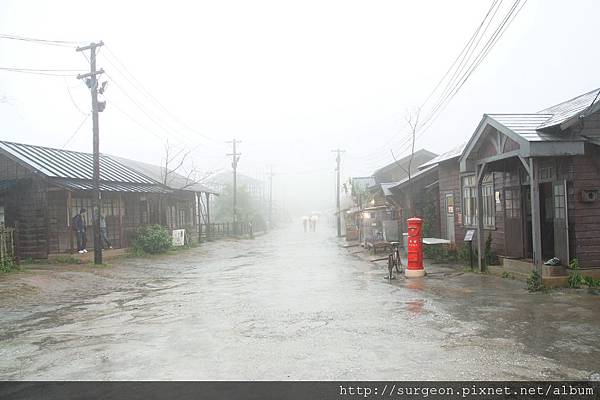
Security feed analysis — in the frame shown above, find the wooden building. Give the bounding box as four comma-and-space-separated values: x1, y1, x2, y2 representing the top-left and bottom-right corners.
388, 164, 440, 238
0, 141, 214, 258
109, 156, 218, 238
454, 88, 600, 273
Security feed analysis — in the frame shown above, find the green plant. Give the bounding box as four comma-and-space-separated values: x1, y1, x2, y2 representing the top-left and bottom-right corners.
484, 232, 498, 265
568, 258, 580, 270
568, 271, 584, 288
0, 258, 18, 273
457, 243, 472, 263
502, 271, 510, 278
132, 224, 172, 255
567, 258, 585, 288
583, 276, 600, 288
527, 270, 543, 292
50, 255, 83, 264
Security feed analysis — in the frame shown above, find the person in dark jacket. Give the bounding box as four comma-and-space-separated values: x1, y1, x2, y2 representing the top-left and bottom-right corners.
73, 208, 87, 254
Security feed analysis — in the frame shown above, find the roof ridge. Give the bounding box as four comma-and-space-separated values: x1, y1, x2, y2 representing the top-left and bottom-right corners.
0, 139, 111, 158
537, 87, 600, 113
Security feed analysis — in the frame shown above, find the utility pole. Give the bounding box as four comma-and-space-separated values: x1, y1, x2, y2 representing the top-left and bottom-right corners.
331, 149, 345, 237
77, 41, 104, 265
227, 139, 241, 235
268, 165, 274, 231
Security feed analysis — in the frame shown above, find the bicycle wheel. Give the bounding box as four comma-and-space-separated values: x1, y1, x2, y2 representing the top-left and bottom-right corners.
394, 250, 402, 273
387, 254, 394, 279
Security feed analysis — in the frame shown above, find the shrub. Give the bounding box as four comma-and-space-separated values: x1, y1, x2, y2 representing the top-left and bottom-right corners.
484, 232, 498, 265
583, 276, 600, 288
527, 270, 543, 292
0, 258, 18, 273
132, 224, 172, 255
567, 258, 584, 288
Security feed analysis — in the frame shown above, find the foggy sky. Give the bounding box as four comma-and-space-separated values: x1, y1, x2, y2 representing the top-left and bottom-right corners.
1, 0, 599, 216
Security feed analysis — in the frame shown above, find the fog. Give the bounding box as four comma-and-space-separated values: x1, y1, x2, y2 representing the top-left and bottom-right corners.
1, 0, 599, 217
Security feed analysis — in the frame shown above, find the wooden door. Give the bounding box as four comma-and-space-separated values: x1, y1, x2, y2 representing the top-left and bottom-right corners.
553, 181, 569, 265
504, 187, 523, 258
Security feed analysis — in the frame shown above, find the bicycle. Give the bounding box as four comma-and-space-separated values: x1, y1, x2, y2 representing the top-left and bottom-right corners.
387, 241, 403, 280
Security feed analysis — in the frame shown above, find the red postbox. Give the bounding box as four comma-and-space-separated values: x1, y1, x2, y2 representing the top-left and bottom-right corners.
406, 217, 425, 277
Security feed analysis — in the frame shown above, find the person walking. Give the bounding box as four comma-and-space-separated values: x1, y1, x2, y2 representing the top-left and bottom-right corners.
72, 208, 88, 254
99, 212, 112, 249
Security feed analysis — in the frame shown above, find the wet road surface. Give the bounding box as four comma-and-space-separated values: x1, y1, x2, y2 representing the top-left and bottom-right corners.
0, 225, 599, 380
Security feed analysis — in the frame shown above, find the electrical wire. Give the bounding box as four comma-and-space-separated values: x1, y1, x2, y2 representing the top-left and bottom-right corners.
349, 0, 527, 164
0, 67, 83, 77
103, 46, 217, 143
64, 79, 89, 115
0, 33, 79, 47
61, 113, 90, 149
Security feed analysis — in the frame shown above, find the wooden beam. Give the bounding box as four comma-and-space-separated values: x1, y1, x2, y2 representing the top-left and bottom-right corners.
67, 189, 73, 253
476, 163, 486, 272
118, 193, 124, 249
529, 158, 543, 277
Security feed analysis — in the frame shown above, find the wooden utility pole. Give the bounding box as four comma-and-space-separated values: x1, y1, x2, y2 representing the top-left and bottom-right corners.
77, 41, 104, 265
268, 165, 274, 231
332, 149, 345, 237
227, 139, 241, 235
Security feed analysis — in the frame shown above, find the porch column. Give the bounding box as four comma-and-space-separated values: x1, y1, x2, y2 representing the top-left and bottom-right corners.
205, 192, 211, 240
476, 163, 486, 272
529, 158, 543, 277
118, 193, 124, 248
67, 190, 73, 253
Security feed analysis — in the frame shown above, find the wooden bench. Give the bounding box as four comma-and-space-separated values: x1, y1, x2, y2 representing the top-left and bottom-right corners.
365, 241, 392, 255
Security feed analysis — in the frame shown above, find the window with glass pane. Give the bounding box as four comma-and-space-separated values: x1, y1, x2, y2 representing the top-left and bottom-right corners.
554, 184, 566, 220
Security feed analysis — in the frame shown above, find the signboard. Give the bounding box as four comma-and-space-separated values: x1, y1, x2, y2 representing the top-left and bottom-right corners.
464, 229, 476, 242
172, 229, 186, 246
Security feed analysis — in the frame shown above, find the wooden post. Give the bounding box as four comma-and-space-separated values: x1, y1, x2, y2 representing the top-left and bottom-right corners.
14, 221, 20, 265
67, 190, 74, 253
205, 192, 211, 241
118, 193, 124, 248
529, 158, 543, 277
476, 163, 486, 273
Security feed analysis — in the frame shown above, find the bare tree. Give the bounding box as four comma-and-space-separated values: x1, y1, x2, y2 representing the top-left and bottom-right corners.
159, 140, 218, 226
161, 140, 214, 189
405, 108, 421, 218
405, 107, 421, 183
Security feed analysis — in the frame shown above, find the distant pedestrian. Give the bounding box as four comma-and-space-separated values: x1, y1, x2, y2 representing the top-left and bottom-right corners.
72, 208, 88, 254
310, 215, 318, 232
302, 216, 309, 232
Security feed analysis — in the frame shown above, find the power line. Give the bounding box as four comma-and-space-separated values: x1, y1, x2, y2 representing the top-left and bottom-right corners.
0, 67, 83, 77
102, 46, 217, 143
0, 33, 79, 47
64, 80, 89, 115
61, 113, 90, 149
349, 0, 526, 164
103, 71, 194, 146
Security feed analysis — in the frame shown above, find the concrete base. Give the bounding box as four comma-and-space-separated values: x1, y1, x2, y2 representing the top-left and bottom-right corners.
405, 268, 425, 278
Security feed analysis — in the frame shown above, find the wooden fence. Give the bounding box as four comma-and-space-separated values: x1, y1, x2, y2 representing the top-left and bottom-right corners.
199, 222, 256, 241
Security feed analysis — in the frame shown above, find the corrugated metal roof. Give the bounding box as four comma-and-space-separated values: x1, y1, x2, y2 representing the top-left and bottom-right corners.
109, 155, 218, 194
419, 142, 467, 169
480, 88, 600, 142
537, 87, 600, 129
389, 164, 437, 190
487, 114, 553, 141
52, 179, 169, 193
0, 141, 157, 184
379, 182, 397, 197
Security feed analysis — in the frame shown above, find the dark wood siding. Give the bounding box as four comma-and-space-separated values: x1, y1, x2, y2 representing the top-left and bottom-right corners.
570, 147, 600, 267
